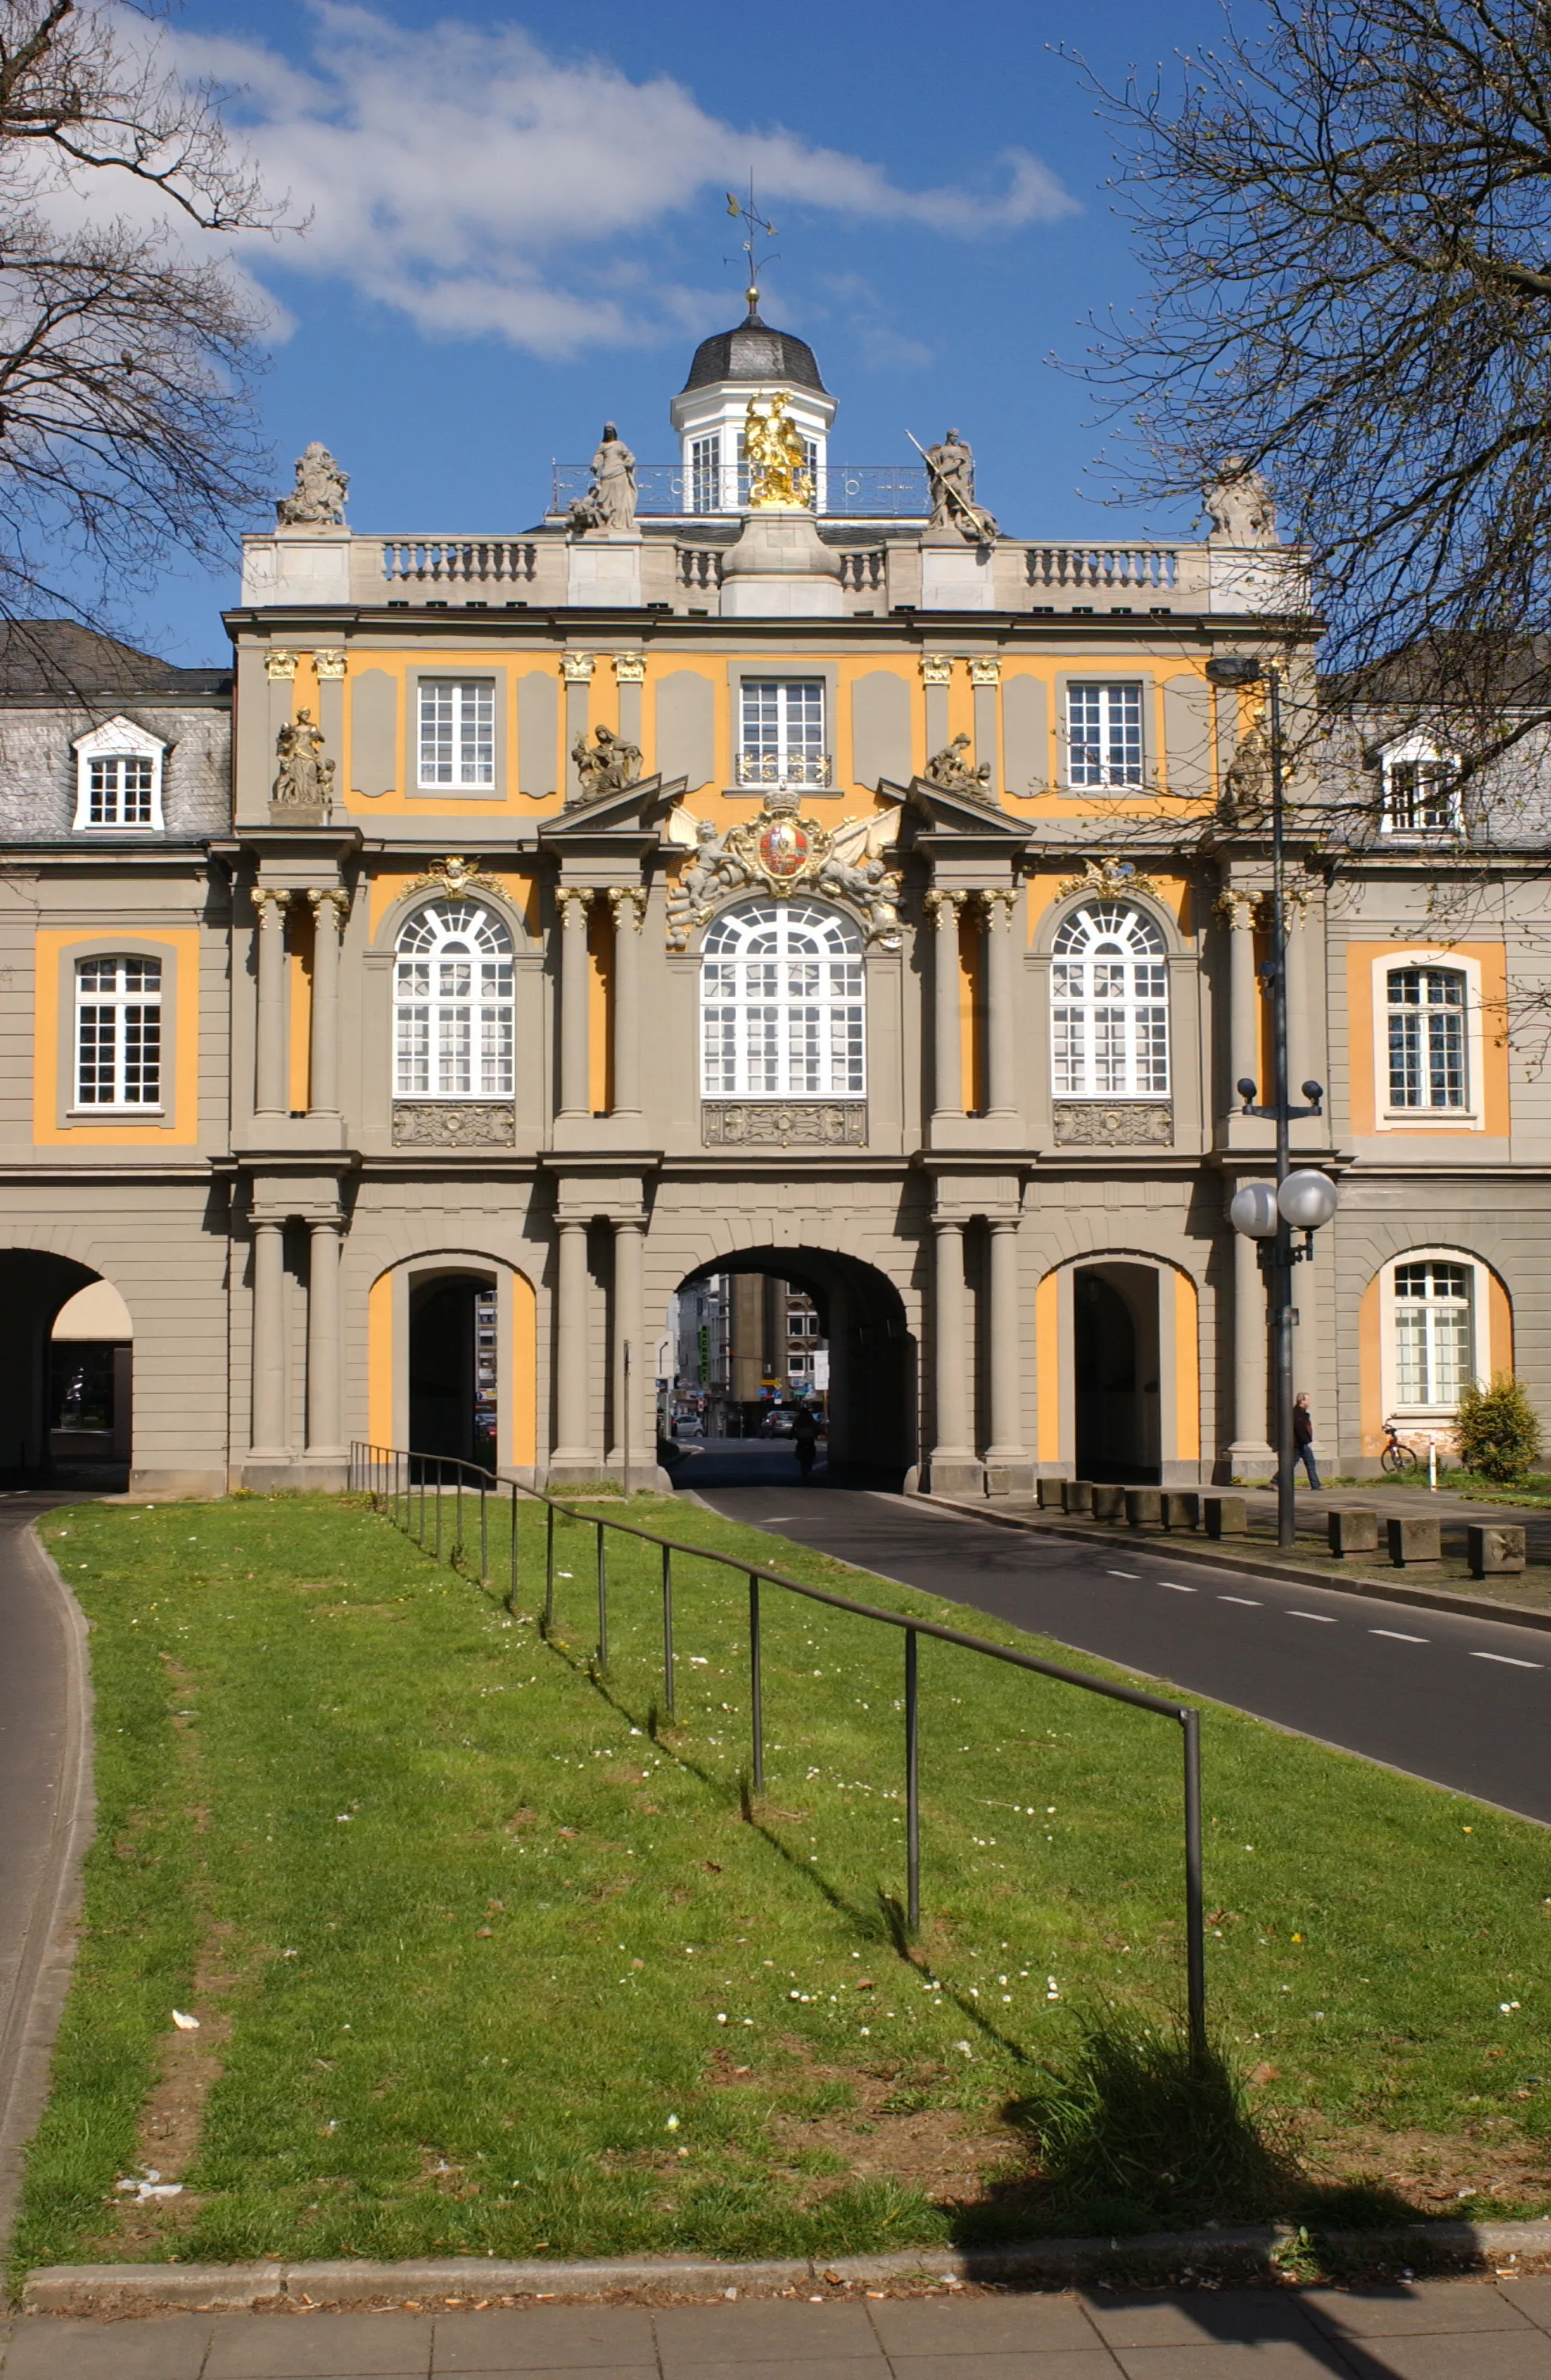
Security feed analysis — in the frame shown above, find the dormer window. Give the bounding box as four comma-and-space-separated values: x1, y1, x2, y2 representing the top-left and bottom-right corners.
1380, 736, 1460, 836
72, 716, 167, 832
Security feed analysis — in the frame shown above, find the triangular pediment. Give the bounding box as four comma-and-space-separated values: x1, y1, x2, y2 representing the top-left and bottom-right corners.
878, 775, 1028, 839
537, 773, 686, 844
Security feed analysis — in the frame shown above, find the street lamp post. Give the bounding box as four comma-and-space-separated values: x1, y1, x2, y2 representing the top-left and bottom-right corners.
1208, 654, 1337, 1549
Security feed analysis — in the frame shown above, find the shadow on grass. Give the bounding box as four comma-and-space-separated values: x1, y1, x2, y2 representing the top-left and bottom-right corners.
951, 2017, 1416, 2243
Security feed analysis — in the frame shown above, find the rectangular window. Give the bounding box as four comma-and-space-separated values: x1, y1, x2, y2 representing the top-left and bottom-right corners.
1394, 1260, 1473, 1406
1066, 683, 1145, 788
1387, 968, 1466, 1109
738, 679, 827, 788
690, 433, 721, 514
88, 756, 154, 827
76, 955, 161, 1108
418, 679, 495, 789
1384, 757, 1458, 834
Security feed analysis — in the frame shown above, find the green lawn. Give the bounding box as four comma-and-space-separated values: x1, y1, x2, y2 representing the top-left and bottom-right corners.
14, 1488, 1551, 2272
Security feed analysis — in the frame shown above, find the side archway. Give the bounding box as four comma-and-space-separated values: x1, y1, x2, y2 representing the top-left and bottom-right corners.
0, 1249, 132, 1481
367, 1250, 537, 1480
1357, 1246, 1512, 1461
1036, 1252, 1201, 1486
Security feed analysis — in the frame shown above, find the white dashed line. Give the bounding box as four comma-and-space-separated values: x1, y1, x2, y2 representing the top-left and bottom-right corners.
1371, 1628, 1428, 1643
1287, 1610, 1338, 1624
1470, 1650, 1543, 1670
1107, 1570, 1140, 1578
1218, 1594, 1261, 1606
1159, 1582, 1197, 1594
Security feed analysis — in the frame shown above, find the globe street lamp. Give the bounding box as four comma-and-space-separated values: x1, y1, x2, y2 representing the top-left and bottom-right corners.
1208, 654, 1339, 1547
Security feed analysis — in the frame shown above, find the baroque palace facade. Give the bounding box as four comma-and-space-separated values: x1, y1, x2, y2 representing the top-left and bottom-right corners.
2, 305, 1548, 1497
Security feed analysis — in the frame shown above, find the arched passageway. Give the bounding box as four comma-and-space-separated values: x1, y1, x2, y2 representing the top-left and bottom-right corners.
666, 1246, 915, 1490
1074, 1260, 1161, 1484
408, 1271, 499, 1476
0, 1251, 132, 1485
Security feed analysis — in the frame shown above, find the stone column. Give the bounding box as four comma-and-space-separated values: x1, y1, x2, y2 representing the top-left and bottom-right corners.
253, 889, 290, 1119
1285, 885, 1314, 1102
552, 1218, 593, 1465
315, 647, 347, 772
822, 1275, 849, 1469
982, 889, 1018, 1122
927, 891, 964, 1120
1228, 1216, 1273, 1475
561, 651, 595, 802
1227, 889, 1261, 1100
609, 889, 646, 1117
984, 1218, 1030, 1488
556, 887, 593, 1118
927, 1218, 980, 1493
306, 889, 347, 1117
610, 1217, 646, 1486
969, 657, 1000, 793
305, 1215, 346, 1461
249, 1217, 290, 1459
266, 648, 298, 756
613, 652, 645, 752
920, 654, 953, 756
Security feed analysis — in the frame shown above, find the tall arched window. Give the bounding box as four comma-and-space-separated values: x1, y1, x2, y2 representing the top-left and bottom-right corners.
394, 900, 514, 1097
1051, 902, 1169, 1097
701, 899, 864, 1098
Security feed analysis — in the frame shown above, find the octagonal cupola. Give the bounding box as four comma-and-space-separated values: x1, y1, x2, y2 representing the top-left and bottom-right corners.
669, 294, 837, 516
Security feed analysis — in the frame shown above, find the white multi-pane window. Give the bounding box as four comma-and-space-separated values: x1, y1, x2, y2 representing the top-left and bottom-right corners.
1065, 682, 1145, 788
417, 679, 495, 790
1394, 1260, 1473, 1407
394, 901, 514, 1097
1051, 903, 1170, 1097
87, 755, 155, 827
1387, 966, 1466, 1109
701, 899, 864, 1098
691, 433, 722, 514
1381, 738, 1460, 835
737, 679, 827, 788
75, 955, 161, 1108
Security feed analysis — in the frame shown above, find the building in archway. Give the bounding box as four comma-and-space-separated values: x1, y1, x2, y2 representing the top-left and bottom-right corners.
3, 308, 1550, 1493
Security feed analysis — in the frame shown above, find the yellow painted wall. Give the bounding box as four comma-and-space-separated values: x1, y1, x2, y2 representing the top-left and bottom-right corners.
1025, 866, 1196, 944
587, 901, 613, 1114
509, 1268, 537, 1468
288, 904, 314, 1113
33, 926, 201, 1145
367, 1270, 394, 1449
1488, 1270, 1515, 1383
1346, 942, 1509, 1135
958, 906, 984, 1113
366, 863, 540, 940
1036, 1268, 1060, 1463
1172, 1268, 1200, 1461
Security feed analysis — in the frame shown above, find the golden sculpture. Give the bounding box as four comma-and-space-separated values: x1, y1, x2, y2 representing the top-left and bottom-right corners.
743, 392, 812, 509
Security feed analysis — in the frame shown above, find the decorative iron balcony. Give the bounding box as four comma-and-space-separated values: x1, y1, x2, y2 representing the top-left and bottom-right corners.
734, 751, 832, 790
550, 463, 930, 520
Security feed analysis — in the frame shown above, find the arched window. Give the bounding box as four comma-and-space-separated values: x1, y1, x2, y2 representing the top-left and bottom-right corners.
1387, 965, 1466, 1109
701, 899, 864, 1098
394, 900, 514, 1098
1051, 902, 1169, 1097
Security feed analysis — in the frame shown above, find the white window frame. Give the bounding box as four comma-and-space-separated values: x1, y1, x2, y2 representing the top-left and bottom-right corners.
393, 900, 514, 1099
700, 897, 865, 1099
690, 431, 722, 514
1379, 1249, 1485, 1422
1050, 900, 1170, 1097
735, 678, 829, 790
1379, 734, 1462, 836
70, 716, 166, 832
416, 677, 495, 791
1369, 949, 1484, 1131
74, 953, 162, 1110
1063, 681, 1146, 790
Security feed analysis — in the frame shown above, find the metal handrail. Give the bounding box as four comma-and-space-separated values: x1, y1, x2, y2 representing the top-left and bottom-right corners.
348, 1440, 1208, 2058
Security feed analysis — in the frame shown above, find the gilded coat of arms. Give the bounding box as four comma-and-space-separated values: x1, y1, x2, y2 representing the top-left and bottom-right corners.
664, 788, 903, 949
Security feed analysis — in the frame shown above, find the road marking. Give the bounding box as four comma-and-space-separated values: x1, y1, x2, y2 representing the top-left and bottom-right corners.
1107, 1569, 1140, 1579
1371, 1628, 1429, 1643
1160, 1582, 1197, 1593
1470, 1650, 1543, 1670
1219, 1594, 1261, 1605
1287, 1610, 1338, 1624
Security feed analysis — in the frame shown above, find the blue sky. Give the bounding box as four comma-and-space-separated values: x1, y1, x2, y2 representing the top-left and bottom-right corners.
132, 0, 1230, 662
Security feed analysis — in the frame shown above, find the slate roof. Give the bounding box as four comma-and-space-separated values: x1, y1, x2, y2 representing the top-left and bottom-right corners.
681, 307, 826, 395
0, 620, 229, 699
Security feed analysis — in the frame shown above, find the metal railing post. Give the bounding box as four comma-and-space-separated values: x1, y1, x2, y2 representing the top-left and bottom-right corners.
455, 1468, 463, 1562
596, 1518, 608, 1669
435, 1461, 443, 1560
1182, 1706, 1207, 2067
662, 1542, 675, 1719
904, 1628, 920, 1934
508, 1480, 519, 1613
544, 1502, 556, 1635
748, 1572, 764, 1795
480, 1480, 488, 1583
419, 1462, 426, 1546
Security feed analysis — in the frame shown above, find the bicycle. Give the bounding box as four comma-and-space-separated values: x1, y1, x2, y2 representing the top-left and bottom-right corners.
1380, 1421, 1423, 1476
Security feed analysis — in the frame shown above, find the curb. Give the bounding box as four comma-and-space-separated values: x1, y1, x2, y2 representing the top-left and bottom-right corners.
0, 1524, 95, 2253
21, 2222, 1551, 2312
923, 1497, 1551, 1635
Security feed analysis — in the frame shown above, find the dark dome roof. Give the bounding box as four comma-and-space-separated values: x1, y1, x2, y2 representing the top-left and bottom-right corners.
681, 307, 826, 395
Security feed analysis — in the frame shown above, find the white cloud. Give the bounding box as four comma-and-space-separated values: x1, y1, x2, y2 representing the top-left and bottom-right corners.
169, 3, 1076, 358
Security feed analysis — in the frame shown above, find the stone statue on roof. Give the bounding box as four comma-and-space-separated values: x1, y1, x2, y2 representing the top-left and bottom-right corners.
1204, 457, 1278, 545
275, 442, 348, 529
920, 428, 999, 544
569, 423, 638, 536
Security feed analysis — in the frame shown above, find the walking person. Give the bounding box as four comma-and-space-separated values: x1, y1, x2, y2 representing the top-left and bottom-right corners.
1289, 1390, 1322, 1490
791, 1404, 819, 1482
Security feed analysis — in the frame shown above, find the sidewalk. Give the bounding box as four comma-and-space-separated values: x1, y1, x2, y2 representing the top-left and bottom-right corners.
6, 2278, 1551, 2377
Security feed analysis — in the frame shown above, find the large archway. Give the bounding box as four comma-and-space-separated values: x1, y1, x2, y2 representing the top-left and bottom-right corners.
0, 1249, 132, 1485
665, 1246, 915, 1490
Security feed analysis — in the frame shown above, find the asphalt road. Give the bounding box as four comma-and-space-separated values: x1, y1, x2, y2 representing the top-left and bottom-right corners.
682, 1446, 1551, 1825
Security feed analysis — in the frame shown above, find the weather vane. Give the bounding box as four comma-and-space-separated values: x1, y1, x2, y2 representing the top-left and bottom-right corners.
725, 180, 779, 317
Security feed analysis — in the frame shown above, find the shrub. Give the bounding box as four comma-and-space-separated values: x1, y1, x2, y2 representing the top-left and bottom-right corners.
1454, 1374, 1542, 1484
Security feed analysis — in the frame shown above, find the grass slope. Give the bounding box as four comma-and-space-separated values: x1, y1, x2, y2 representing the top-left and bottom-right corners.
14, 1491, 1551, 2270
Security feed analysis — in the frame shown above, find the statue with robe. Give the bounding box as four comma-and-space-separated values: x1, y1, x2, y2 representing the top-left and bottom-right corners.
570, 423, 637, 534
923, 731, 992, 795
1204, 457, 1278, 544
571, 722, 643, 800
272, 708, 335, 813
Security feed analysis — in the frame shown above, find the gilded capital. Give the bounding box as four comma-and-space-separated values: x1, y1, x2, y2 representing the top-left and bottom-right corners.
252, 885, 290, 924
967, 656, 1001, 687
264, 650, 298, 681
923, 889, 964, 923
607, 886, 647, 927
980, 888, 1019, 924
612, 653, 647, 684
314, 649, 347, 680
920, 654, 954, 686
560, 652, 596, 683
556, 885, 594, 919
306, 886, 351, 929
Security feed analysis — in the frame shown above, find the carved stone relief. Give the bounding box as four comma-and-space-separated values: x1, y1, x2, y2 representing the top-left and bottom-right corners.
392, 1102, 518, 1149
1052, 1101, 1173, 1147
703, 1101, 867, 1148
